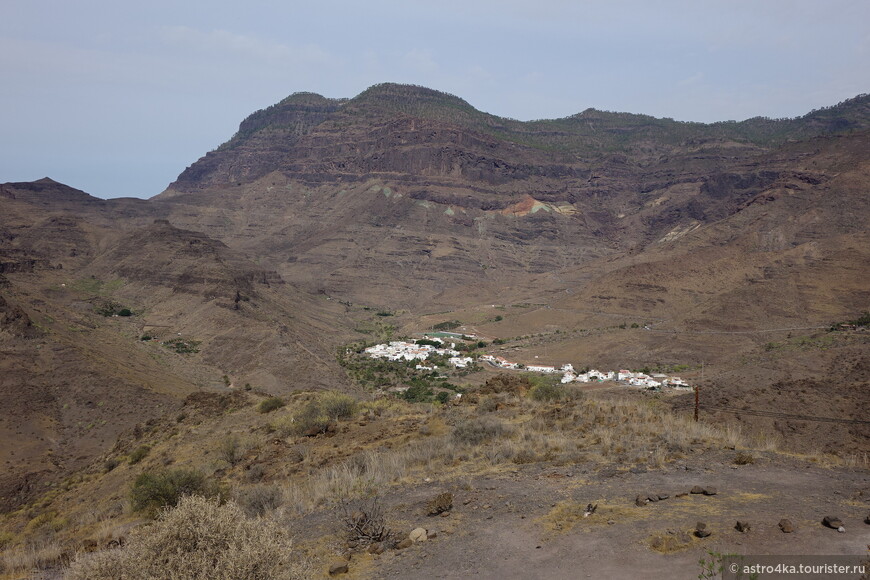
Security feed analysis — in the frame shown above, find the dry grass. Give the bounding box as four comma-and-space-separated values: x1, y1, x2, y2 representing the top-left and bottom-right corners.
540, 500, 651, 534
65, 496, 313, 580
267, 395, 760, 513
647, 530, 695, 553
0, 540, 67, 576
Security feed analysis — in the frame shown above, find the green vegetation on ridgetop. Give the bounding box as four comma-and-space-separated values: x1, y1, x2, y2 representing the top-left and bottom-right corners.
217, 82, 870, 156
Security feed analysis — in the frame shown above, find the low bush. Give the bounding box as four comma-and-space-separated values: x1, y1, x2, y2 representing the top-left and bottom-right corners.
128, 445, 150, 465
402, 383, 434, 403
130, 469, 222, 517
217, 435, 247, 466
340, 496, 394, 547
258, 397, 285, 414
66, 495, 312, 579
529, 382, 566, 402
290, 401, 331, 435
233, 484, 284, 517
452, 417, 509, 446
321, 392, 358, 420
733, 452, 755, 465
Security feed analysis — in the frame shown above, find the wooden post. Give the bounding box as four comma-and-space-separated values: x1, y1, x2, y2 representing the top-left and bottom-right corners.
694, 386, 699, 422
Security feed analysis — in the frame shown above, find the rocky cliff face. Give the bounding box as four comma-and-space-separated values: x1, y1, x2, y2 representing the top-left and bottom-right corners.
153, 85, 870, 310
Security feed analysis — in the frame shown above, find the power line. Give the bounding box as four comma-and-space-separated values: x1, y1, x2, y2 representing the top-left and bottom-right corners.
673, 403, 870, 425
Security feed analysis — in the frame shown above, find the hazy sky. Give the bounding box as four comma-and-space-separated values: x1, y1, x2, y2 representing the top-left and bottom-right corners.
2, 0, 868, 199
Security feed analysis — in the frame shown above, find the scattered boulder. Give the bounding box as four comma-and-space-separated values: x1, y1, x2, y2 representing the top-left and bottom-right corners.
427, 530, 438, 540
409, 527, 428, 543
427, 492, 453, 516
690, 486, 705, 494
779, 519, 795, 533
735, 521, 751, 533
822, 516, 845, 532
658, 494, 670, 501
702, 487, 718, 496
694, 522, 711, 538
647, 494, 659, 503
395, 538, 413, 550
328, 561, 349, 576
635, 495, 647, 507
675, 492, 689, 498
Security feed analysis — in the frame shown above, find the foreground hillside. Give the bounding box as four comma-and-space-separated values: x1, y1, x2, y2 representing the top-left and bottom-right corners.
0, 378, 867, 578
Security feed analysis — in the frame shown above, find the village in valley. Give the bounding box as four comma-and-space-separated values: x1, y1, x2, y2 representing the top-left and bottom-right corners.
362, 335, 693, 391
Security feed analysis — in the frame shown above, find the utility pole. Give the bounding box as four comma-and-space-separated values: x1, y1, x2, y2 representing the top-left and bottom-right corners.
694, 361, 704, 422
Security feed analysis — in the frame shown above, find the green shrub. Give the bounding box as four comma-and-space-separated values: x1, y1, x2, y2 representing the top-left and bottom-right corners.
117, 308, 132, 317
161, 338, 201, 354
320, 392, 358, 420
289, 401, 331, 436
128, 445, 150, 465
103, 458, 120, 473
432, 320, 461, 331
130, 469, 221, 517
258, 397, 285, 414
452, 417, 509, 445
436, 391, 451, 404
529, 382, 566, 402
217, 435, 245, 466
402, 383, 433, 403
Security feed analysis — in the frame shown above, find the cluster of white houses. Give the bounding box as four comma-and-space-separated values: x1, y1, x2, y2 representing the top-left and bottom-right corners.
363, 340, 475, 369
364, 339, 690, 390
479, 355, 690, 389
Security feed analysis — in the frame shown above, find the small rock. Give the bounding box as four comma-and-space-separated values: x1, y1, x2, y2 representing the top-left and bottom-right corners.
779, 519, 795, 533
690, 486, 705, 494
367, 543, 384, 555
658, 494, 669, 501
823, 516, 844, 530
440, 510, 451, 518
427, 530, 437, 540
409, 527, 428, 543
676, 531, 692, 544
635, 495, 647, 507
675, 492, 688, 498
735, 521, 751, 533
607, 520, 615, 525
647, 494, 659, 503
702, 487, 718, 496
395, 538, 413, 550
837, 526, 845, 533
694, 522, 711, 538
630, 466, 648, 474
328, 561, 349, 576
